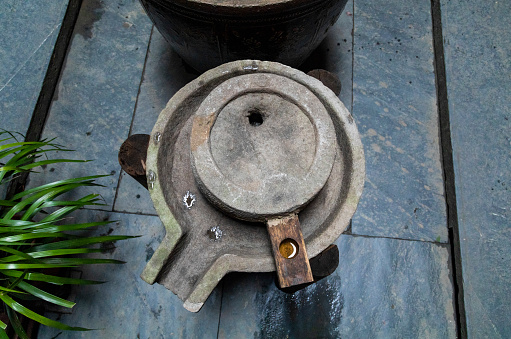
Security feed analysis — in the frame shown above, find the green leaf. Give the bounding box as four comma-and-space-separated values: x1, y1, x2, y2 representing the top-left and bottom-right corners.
0, 258, 124, 269
0, 129, 24, 140
0, 147, 72, 168
41, 195, 106, 222
0, 263, 77, 270
0, 319, 6, 330
1, 270, 103, 285
19, 182, 93, 221
3, 187, 59, 220
0, 329, 7, 339
0, 200, 16, 207
0, 143, 40, 160
0, 293, 90, 331
0, 232, 62, 244
38, 258, 125, 265
0, 242, 35, 246
0, 143, 46, 182
10, 175, 108, 201
17, 281, 75, 308
31, 221, 112, 234
0, 286, 26, 294
0, 140, 44, 152
5, 307, 29, 339
0, 219, 55, 227
1, 248, 103, 263
19, 159, 89, 171
40, 197, 103, 208
6, 270, 27, 290
0, 246, 34, 260
32, 235, 137, 252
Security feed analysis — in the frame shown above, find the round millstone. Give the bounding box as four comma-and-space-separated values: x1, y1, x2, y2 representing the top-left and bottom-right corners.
144, 60, 366, 312
190, 73, 337, 221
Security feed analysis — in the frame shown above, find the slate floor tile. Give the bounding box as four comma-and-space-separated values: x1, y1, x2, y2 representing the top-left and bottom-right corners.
441, 0, 511, 336
0, 1, 68, 199
351, 0, 448, 243
0, 1, 68, 136
299, 1, 354, 110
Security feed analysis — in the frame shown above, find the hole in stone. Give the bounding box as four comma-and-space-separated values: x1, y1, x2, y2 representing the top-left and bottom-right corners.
183, 191, 196, 209
279, 238, 299, 259
247, 109, 264, 126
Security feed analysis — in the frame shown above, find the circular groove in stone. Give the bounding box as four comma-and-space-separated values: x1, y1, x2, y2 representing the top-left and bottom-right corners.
190, 73, 336, 220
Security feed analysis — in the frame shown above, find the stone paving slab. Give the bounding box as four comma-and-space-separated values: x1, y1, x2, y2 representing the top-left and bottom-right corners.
27, 0, 152, 207
351, 0, 448, 243
441, 0, 511, 337
37, 210, 222, 338
218, 235, 456, 338
0, 0, 68, 136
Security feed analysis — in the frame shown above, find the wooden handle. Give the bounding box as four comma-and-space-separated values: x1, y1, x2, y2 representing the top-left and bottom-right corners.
266, 214, 314, 288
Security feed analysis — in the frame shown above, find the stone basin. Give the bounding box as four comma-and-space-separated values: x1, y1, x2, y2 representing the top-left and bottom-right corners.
142, 60, 365, 312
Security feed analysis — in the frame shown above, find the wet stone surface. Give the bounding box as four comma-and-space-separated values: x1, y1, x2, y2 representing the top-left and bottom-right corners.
218, 235, 456, 338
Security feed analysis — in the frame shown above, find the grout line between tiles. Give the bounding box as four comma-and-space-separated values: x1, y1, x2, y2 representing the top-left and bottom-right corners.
216, 280, 225, 339
127, 25, 154, 138
84, 206, 158, 217
430, 0, 467, 337
343, 231, 449, 245
112, 25, 154, 212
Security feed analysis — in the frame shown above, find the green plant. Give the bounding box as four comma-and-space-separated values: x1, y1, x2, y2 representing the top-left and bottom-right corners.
0, 130, 134, 338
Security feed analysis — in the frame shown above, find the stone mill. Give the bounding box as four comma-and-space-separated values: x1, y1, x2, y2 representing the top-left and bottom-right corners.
119, 60, 365, 312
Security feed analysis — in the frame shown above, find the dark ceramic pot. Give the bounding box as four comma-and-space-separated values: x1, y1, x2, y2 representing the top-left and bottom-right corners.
139, 0, 348, 72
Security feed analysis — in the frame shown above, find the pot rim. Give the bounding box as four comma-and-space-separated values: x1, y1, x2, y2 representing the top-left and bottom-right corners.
163, 0, 331, 14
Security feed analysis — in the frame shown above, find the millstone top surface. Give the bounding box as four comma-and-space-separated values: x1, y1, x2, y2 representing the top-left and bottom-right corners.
190, 73, 336, 221
211, 93, 316, 189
